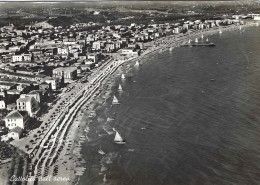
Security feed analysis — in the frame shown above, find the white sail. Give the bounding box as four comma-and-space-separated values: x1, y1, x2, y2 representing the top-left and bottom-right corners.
239, 26, 242, 30
201, 34, 204, 39
118, 84, 123, 91
206, 38, 209, 42
135, 61, 140, 66
114, 131, 123, 142
195, 38, 198, 43
219, 30, 222, 34
98, 149, 105, 155
112, 96, 119, 104
121, 74, 125, 79
188, 39, 191, 44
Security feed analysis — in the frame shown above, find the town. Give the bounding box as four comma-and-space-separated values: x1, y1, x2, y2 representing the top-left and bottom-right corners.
0, 3, 260, 184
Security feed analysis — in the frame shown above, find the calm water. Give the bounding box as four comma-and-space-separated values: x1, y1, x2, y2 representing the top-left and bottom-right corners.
79, 26, 260, 185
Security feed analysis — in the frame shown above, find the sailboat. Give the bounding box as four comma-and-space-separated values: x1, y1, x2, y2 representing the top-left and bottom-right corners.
121, 74, 126, 79
188, 39, 191, 44
118, 84, 123, 91
201, 34, 204, 39
114, 131, 126, 144
195, 38, 198, 43
98, 146, 105, 155
219, 30, 222, 34
206, 38, 209, 42
239, 26, 242, 30
112, 96, 119, 104
103, 174, 107, 183
134, 61, 140, 66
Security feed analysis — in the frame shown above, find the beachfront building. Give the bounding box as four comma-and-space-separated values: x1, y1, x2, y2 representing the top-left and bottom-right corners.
53, 67, 77, 83
16, 96, 40, 117
88, 54, 98, 63
4, 110, 29, 130
121, 47, 139, 57
44, 77, 60, 90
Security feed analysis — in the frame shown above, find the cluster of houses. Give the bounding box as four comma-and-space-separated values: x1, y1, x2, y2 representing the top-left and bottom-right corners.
0, 16, 248, 141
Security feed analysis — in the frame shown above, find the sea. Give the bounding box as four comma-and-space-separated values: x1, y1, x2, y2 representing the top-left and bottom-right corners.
78, 25, 260, 185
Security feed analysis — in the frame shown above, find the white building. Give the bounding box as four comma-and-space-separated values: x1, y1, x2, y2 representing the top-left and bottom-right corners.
12, 54, 32, 62
16, 96, 40, 117
53, 67, 77, 83
44, 77, 60, 90
57, 47, 69, 55
4, 110, 29, 130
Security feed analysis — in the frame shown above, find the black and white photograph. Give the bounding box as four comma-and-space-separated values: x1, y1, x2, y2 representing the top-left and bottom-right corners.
0, 0, 260, 185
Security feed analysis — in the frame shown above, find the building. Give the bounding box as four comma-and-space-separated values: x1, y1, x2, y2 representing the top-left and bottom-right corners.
0, 99, 5, 109
53, 67, 77, 83
4, 110, 29, 130
12, 54, 32, 62
92, 41, 101, 50
7, 127, 23, 140
88, 54, 98, 63
44, 77, 60, 90
121, 48, 139, 57
57, 47, 69, 56
16, 96, 40, 117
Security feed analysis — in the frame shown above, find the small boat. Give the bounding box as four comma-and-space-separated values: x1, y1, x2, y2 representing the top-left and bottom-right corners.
121, 74, 126, 79
118, 84, 123, 91
210, 79, 216, 82
134, 61, 140, 66
103, 174, 107, 183
107, 117, 114, 122
101, 165, 107, 172
195, 38, 198, 43
114, 131, 126, 144
98, 147, 105, 155
112, 96, 119, 104
106, 157, 112, 164
141, 127, 146, 130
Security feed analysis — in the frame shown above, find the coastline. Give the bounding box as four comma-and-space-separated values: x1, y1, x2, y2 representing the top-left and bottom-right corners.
68, 21, 259, 185
2, 21, 258, 185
